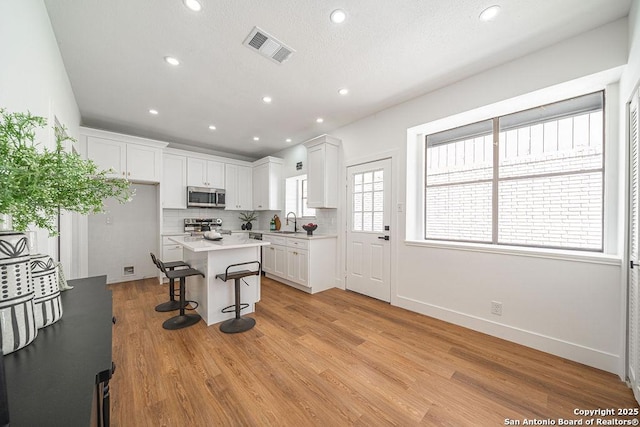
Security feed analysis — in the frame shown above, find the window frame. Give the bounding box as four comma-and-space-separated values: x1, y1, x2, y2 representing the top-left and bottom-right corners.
285, 174, 316, 219
423, 91, 605, 252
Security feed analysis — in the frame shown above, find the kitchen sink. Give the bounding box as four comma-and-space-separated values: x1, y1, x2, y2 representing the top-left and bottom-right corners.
269, 230, 298, 234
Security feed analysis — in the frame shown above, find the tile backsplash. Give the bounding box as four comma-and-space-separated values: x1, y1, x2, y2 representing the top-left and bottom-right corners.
163, 208, 338, 234
162, 208, 259, 233
258, 209, 337, 234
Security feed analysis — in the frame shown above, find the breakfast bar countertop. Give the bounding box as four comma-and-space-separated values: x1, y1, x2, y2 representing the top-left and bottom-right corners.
261, 231, 338, 240
169, 234, 270, 252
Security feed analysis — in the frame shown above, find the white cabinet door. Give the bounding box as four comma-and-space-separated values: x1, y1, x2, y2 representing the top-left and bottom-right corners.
127, 144, 161, 182
162, 154, 187, 209
207, 161, 225, 188
307, 144, 325, 208
226, 164, 252, 210
296, 249, 309, 287
87, 137, 160, 182
187, 157, 225, 188
305, 137, 340, 208
252, 163, 268, 210
252, 159, 282, 211
286, 247, 309, 287
262, 245, 275, 273
225, 164, 239, 209
87, 137, 126, 178
237, 165, 253, 210
187, 157, 207, 187
273, 244, 287, 277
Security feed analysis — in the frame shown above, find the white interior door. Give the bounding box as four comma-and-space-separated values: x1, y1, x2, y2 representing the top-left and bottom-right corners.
346, 159, 391, 302
629, 90, 640, 404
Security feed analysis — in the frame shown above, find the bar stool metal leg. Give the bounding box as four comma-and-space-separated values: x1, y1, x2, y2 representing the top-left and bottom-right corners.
219, 278, 256, 334
162, 276, 202, 330
155, 276, 182, 312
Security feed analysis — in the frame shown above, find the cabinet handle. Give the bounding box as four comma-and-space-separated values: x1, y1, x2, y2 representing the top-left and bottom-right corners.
127, 172, 131, 176
122, 171, 125, 176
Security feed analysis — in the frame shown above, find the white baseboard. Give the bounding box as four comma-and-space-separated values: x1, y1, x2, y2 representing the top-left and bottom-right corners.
396, 295, 624, 377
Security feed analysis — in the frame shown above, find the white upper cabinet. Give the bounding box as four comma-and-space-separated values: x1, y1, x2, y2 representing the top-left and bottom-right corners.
162, 153, 187, 209
252, 157, 283, 211
187, 157, 225, 188
87, 135, 162, 183
304, 135, 341, 208
225, 163, 252, 210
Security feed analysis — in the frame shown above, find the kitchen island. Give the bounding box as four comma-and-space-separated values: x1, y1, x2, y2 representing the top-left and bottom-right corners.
169, 235, 270, 326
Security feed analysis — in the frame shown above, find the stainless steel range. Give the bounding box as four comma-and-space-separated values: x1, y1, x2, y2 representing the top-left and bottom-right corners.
184, 218, 223, 235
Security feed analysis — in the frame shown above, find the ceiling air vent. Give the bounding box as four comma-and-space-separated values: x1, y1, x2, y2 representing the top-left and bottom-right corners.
243, 26, 294, 65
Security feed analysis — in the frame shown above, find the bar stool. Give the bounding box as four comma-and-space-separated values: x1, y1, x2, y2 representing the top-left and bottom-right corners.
150, 253, 189, 312
156, 259, 204, 330
215, 261, 261, 334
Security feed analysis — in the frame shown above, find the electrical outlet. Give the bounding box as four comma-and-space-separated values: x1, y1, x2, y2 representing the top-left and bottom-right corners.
491, 301, 503, 316
124, 266, 134, 275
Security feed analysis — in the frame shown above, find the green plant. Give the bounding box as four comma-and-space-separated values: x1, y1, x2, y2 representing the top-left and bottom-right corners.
0, 108, 132, 234
238, 211, 257, 223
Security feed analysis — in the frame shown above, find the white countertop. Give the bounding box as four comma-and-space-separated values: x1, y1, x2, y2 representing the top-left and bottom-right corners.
261, 231, 337, 240
169, 235, 270, 252
161, 231, 189, 236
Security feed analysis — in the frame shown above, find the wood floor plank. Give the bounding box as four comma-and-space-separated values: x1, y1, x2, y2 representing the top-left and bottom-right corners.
108, 277, 638, 426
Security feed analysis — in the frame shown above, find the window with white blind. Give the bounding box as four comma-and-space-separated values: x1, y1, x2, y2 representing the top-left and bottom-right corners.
285, 174, 316, 218
425, 91, 604, 251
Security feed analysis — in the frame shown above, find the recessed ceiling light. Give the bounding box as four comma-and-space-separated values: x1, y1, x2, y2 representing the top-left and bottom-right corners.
208, 125, 216, 130
149, 109, 159, 115
479, 5, 500, 21
262, 96, 272, 104
164, 56, 180, 66
253, 137, 260, 141
286, 138, 292, 143
338, 88, 349, 96
183, 0, 202, 12
330, 9, 347, 24
316, 118, 324, 123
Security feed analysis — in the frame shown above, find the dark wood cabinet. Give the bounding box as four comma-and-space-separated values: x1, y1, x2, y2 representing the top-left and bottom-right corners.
3, 275, 113, 426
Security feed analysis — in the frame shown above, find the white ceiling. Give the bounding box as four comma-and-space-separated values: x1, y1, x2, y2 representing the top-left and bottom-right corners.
44, 0, 631, 159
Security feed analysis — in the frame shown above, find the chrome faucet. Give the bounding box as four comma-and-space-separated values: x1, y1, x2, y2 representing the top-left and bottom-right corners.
286, 211, 298, 232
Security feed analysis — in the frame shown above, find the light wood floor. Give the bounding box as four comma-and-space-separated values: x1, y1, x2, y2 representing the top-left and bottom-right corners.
109, 276, 638, 426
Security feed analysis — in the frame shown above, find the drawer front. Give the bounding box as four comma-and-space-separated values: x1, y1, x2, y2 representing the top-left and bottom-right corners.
162, 235, 186, 245
162, 245, 183, 262
263, 235, 287, 246
287, 238, 309, 250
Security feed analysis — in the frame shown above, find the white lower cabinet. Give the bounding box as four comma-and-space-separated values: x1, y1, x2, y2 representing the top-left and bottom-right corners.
262, 235, 287, 277
162, 243, 183, 263
262, 235, 335, 293
286, 247, 308, 287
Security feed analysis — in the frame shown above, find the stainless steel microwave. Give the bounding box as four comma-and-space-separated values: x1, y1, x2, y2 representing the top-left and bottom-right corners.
187, 186, 225, 208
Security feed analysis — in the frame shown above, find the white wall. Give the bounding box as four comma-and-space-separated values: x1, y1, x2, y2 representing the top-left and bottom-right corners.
275, 18, 631, 375
88, 184, 159, 284
621, 0, 640, 102
0, 0, 81, 277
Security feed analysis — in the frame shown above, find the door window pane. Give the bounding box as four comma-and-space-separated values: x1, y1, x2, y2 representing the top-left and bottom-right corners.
352, 170, 384, 232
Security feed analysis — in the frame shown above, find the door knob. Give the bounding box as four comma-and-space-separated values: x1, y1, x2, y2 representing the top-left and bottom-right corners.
378, 236, 389, 241
631, 260, 639, 269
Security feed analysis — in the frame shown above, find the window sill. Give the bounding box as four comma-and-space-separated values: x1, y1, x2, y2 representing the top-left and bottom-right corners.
404, 239, 621, 266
